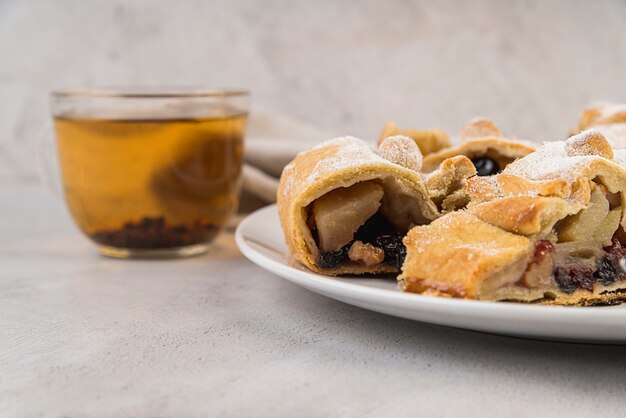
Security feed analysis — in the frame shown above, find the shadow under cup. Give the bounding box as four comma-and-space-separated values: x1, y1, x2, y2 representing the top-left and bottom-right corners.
50, 87, 249, 258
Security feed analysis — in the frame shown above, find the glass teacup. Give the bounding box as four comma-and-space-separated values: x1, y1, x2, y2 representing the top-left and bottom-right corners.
50, 86, 249, 258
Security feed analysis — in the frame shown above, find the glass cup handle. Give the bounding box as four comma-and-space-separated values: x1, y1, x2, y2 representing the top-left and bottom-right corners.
37, 123, 62, 197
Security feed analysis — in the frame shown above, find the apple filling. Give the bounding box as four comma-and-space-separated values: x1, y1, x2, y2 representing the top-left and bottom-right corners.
520, 183, 626, 295
308, 181, 411, 270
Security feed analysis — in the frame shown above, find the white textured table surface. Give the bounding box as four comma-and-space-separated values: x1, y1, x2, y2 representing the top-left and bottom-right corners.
2, 184, 626, 418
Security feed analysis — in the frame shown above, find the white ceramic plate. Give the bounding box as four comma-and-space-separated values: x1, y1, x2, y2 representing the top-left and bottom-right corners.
235, 205, 626, 343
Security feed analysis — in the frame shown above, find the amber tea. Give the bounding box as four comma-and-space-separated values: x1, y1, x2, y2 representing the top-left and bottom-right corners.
54, 113, 246, 257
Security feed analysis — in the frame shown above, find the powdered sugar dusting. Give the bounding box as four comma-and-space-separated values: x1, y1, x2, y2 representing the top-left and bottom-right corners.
304, 137, 387, 183
504, 140, 612, 183
280, 136, 397, 200
564, 129, 613, 159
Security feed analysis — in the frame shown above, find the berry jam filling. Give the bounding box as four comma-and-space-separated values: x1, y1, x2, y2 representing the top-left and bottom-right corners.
551, 239, 626, 293
317, 213, 407, 269
604, 239, 626, 269
471, 157, 500, 176
533, 240, 555, 263
554, 267, 595, 293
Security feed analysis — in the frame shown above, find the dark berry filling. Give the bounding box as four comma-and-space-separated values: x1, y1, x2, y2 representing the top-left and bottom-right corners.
375, 234, 406, 269
318, 213, 407, 270
549, 239, 626, 293
554, 267, 595, 293
594, 258, 618, 285
395, 245, 407, 271
604, 239, 626, 267
533, 240, 555, 263
471, 156, 500, 176
354, 213, 397, 244
318, 246, 349, 268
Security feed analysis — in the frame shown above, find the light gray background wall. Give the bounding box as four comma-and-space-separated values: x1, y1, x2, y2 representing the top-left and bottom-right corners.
2, 0, 626, 182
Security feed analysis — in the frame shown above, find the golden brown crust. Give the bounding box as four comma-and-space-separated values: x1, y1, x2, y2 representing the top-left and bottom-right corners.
464, 175, 502, 204
400, 211, 532, 299
565, 129, 614, 159
465, 174, 572, 205
503, 131, 626, 217
468, 196, 579, 236
378, 122, 451, 155
277, 136, 439, 276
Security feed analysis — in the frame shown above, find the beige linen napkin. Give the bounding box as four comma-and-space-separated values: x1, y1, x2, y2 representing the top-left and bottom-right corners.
239, 109, 334, 212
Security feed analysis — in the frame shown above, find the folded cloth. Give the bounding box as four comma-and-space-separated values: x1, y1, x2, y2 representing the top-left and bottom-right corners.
240, 108, 334, 212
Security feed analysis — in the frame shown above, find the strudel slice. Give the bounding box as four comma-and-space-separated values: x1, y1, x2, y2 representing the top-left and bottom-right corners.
400, 130, 626, 305
277, 136, 440, 275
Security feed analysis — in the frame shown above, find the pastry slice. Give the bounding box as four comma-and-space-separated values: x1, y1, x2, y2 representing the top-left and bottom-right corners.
400, 131, 626, 305
378, 122, 451, 156
277, 136, 439, 275
570, 102, 626, 148
422, 118, 537, 174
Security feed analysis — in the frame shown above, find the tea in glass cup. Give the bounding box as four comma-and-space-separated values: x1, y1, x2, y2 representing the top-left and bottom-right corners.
50, 87, 249, 258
